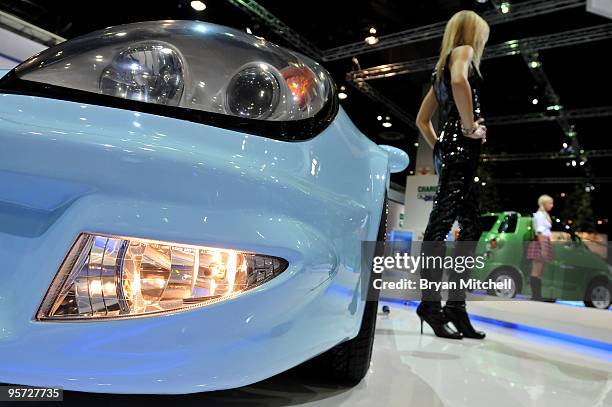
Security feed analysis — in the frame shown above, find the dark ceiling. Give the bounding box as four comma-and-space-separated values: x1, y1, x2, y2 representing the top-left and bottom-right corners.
1, 0, 610, 232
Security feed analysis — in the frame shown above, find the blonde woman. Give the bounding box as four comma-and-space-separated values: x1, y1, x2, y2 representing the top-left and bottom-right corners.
527, 195, 554, 300
415, 10, 489, 340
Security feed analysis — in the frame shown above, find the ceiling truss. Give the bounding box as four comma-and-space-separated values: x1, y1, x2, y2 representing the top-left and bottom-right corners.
481, 149, 612, 162
323, 0, 585, 61
348, 23, 612, 81
487, 106, 612, 125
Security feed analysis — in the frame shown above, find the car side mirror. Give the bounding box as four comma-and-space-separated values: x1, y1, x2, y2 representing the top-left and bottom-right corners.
379, 145, 409, 173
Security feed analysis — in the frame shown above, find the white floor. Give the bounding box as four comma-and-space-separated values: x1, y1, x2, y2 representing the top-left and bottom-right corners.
311, 301, 612, 407
54, 301, 612, 406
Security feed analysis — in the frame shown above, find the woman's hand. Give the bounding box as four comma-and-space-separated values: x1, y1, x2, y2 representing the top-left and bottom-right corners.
462, 118, 487, 143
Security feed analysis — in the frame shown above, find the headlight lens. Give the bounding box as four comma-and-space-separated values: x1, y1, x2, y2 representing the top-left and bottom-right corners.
37, 233, 288, 320
99, 42, 185, 105
226, 64, 280, 119
5, 21, 336, 130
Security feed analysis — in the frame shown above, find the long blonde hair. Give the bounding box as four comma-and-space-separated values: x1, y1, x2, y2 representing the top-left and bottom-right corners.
435, 10, 490, 81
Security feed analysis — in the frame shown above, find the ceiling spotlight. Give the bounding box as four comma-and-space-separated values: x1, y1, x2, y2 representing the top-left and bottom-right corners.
500, 2, 511, 14
507, 40, 519, 49
377, 115, 382, 121
191, 1, 206, 11
562, 142, 568, 148
414, 142, 419, 147
365, 36, 379, 45
560, 192, 566, 197
476, 0, 488, 3
529, 61, 541, 69
338, 92, 348, 100
474, 176, 480, 182
532, 98, 539, 105
385, 116, 390, 120
246, 27, 253, 34
340, 85, 346, 91
481, 182, 487, 186
382, 122, 392, 128
571, 160, 577, 167
369, 27, 377, 34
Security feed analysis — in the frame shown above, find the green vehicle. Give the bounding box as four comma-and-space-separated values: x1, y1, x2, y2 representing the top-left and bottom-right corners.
470, 211, 611, 309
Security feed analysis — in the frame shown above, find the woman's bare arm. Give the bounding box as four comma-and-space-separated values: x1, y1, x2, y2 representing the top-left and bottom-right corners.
449, 45, 475, 130
449, 45, 486, 140
416, 86, 439, 149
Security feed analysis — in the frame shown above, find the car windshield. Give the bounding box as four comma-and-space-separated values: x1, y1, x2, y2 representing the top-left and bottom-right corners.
479, 215, 499, 232
498, 214, 518, 233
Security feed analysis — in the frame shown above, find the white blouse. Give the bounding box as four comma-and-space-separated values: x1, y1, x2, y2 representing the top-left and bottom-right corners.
532, 210, 552, 237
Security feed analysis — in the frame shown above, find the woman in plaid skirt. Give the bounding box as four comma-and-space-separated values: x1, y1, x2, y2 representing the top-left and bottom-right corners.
527, 195, 554, 300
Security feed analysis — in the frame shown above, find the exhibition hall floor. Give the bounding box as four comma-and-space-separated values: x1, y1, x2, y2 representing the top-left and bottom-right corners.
52, 301, 612, 407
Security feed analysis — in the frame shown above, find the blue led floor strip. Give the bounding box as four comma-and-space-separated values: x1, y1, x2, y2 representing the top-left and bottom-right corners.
380, 297, 612, 353
468, 313, 612, 353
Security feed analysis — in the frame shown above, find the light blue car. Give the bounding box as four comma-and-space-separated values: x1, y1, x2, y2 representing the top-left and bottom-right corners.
0, 21, 408, 394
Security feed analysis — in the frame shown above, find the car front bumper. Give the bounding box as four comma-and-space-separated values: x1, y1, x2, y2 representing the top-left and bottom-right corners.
0, 94, 388, 393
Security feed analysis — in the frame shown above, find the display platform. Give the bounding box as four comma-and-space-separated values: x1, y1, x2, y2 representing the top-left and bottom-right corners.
381, 292, 612, 350
31, 301, 611, 406
466, 298, 612, 346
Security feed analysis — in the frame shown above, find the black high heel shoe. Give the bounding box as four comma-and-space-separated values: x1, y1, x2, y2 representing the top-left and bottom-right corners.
416, 302, 463, 339
443, 301, 486, 339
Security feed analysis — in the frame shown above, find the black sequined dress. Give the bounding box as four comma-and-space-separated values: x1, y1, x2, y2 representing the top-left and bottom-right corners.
421, 58, 485, 302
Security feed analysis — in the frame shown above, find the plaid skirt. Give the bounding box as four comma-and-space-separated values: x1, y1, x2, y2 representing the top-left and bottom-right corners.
527, 237, 553, 262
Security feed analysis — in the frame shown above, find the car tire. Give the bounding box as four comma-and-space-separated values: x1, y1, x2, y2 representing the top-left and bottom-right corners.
487, 268, 521, 298
298, 196, 387, 383
584, 279, 611, 309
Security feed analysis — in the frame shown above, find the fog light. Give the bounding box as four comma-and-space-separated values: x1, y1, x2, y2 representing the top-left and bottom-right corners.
37, 234, 288, 320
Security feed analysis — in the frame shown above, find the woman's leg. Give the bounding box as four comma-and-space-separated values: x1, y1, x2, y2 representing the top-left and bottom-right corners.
448, 159, 481, 302
420, 163, 463, 302
530, 260, 544, 299
443, 159, 486, 339
417, 161, 464, 339
531, 260, 544, 278
417, 155, 465, 339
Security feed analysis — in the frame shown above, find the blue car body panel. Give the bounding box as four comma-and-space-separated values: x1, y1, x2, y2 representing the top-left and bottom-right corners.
0, 90, 398, 393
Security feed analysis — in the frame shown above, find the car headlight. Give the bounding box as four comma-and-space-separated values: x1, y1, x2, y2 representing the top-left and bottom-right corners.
226, 63, 280, 119
37, 234, 288, 320
0, 21, 337, 140
98, 42, 185, 106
